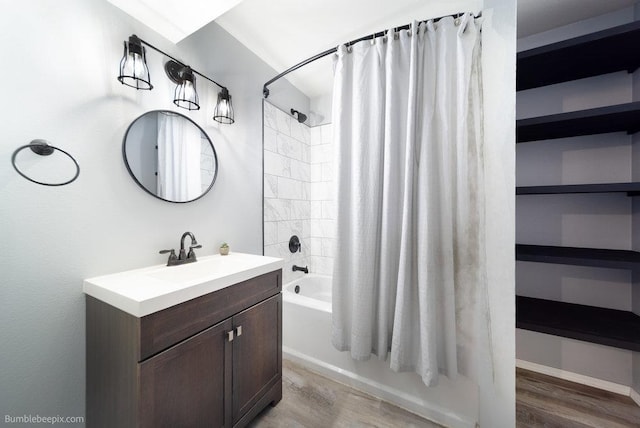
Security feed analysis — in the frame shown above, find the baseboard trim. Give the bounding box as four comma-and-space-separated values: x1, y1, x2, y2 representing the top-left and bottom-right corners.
516, 359, 631, 396
631, 387, 640, 407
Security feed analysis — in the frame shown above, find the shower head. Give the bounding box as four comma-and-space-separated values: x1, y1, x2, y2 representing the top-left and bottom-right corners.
290, 108, 307, 124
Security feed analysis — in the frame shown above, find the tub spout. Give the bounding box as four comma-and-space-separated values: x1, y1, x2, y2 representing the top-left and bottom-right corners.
292, 265, 309, 274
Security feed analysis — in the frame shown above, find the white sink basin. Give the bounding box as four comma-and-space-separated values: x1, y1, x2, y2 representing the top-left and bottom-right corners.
146, 256, 249, 282
84, 252, 284, 317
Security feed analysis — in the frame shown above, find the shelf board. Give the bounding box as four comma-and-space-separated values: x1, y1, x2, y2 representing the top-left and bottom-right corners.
516, 244, 640, 270
516, 296, 640, 352
516, 182, 640, 196
517, 102, 640, 143
517, 21, 640, 91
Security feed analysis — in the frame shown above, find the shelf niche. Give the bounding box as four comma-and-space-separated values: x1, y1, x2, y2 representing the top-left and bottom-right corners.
517, 21, 640, 91
516, 102, 640, 143
517, 296, 640, 352
516, 182, 640, 196
515, 18, 640, 362
516, 244, 640, 270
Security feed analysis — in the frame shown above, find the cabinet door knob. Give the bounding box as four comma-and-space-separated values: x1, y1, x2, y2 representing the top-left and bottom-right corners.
236, 326, 242, 337
227, 330, 234, 342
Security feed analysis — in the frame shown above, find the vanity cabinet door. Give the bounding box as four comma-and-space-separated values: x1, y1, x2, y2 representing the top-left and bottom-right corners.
139, 318, 233, 428
232, 294, 282, 424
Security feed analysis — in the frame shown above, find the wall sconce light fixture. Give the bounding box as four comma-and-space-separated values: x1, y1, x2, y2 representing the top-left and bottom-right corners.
164, 60, 198, 110
213, 88, 234, 124
117, 34, 234, 124
118, 35, 152, 90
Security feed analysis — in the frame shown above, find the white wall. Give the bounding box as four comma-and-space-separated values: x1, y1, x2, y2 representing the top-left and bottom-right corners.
516, 7, 638, 387
0, 0, 308, 421
478, 1, 517, 426
309, 92, 333, 126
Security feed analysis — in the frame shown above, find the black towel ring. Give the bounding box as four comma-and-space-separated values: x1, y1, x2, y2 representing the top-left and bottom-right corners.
11, 139, 80, 186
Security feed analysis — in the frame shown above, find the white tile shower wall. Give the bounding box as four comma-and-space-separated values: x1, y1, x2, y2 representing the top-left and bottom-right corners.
309, 123, 335, 276
263, 101, 335, 281
264, 101, 311, 284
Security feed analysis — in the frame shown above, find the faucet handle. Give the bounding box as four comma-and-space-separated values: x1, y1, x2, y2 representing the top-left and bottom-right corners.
160, 249, 178, 265
187, 244, 202, 260
160, 249, 177, 258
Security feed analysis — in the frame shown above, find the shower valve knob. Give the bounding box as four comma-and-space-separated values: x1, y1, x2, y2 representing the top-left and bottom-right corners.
289, 235, 301, 253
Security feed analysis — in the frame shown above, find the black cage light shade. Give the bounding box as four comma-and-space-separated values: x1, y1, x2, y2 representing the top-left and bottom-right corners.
118, 35, 152, 90
213, 88, 234, 124
173, 67, 200, 111
117, 34, 234, 124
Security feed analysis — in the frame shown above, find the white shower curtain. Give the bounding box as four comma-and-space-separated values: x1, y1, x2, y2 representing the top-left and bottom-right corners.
331, 14, 489, 387
157, 112, 202, 201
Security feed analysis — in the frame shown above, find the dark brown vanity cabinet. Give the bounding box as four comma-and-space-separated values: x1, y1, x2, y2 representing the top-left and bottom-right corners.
231, 295, 281, 424
87, 270, 282, 428
139, 318, 232, 428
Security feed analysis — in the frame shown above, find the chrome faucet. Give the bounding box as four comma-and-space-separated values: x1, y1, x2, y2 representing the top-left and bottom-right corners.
160, 231, 202, 266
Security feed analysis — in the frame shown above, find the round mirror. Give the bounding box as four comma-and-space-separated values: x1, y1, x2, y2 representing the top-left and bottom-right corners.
123, 110, 218, 203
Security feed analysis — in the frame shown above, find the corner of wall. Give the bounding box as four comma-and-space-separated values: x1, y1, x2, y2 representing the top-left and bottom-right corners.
309, 93, 333, 127
478, 0, 517, 426
632, 7, 640, 402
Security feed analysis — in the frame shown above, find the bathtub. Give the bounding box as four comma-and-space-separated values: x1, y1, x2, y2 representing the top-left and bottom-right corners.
281, 275, 477, 428
283, 274, 331, 312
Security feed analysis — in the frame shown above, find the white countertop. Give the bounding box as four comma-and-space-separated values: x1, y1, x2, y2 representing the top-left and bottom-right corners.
83, 252, 284, 317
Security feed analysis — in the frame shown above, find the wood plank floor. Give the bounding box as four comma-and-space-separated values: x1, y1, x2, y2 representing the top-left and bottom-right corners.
250, 359, 442, 428
516, 368, 640, 428
251, 360, 640, 427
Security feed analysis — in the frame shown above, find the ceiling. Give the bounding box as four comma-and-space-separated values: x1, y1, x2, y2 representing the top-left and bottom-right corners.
110, 0, 638, 99
216, 0, 482, 98
518, 0, 636, 37
105, 0, 244, 43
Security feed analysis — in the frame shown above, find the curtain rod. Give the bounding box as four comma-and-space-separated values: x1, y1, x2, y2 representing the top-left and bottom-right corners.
262, 11, 481, 98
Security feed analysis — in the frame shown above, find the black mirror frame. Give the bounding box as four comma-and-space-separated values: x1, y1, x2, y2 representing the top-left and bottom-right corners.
122, 109, 218, 204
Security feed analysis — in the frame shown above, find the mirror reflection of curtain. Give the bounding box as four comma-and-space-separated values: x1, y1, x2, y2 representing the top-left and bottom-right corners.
157, 112, 202, 201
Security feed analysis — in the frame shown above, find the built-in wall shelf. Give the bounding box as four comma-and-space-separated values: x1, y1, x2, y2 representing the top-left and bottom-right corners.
516, 182, 640, 196
516, 16, 640, 362
516, 296, 640, 352
516, 244, 640, 270
517, 102, 640, 143
517, 21, 640, 91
